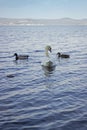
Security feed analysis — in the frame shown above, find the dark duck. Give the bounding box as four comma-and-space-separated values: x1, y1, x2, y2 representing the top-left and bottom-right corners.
14, 53, 29, 60
57, 52, 70, 58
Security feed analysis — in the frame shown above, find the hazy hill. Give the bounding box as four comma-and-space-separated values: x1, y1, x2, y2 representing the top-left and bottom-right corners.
0, 18, 87, 25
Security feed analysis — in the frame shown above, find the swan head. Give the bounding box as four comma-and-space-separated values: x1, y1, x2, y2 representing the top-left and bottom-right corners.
45, 45, 52, 53
45, 45, 52, 57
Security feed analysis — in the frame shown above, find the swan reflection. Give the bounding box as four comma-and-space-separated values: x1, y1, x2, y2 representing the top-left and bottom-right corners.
42, 64, 56, 76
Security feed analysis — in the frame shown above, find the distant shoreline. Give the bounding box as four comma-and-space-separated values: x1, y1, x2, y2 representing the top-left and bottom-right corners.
0, 18, 87, 25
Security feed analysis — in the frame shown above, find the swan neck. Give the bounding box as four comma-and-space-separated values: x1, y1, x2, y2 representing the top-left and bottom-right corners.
46, 50, 49, 57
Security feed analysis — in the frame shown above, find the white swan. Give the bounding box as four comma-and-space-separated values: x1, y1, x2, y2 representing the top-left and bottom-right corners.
41, 45, 56, 71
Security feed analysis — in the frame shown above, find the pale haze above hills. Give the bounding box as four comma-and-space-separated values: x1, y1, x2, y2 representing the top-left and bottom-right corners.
0, 18, 87, 25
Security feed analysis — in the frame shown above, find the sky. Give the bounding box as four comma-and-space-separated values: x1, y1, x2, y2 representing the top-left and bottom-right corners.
0, 0, 87, 19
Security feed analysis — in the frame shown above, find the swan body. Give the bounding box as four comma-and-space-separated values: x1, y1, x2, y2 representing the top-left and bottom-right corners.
14, 53, 29, 60
57, 52, 70, 58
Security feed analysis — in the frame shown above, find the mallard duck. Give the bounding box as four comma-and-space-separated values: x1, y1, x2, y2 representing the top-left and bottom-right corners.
14, 53, 29, 60
41, 45, 56, 70
57, 52, 70, 58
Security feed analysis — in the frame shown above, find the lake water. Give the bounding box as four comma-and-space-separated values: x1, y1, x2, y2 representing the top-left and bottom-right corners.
0, 25, 87, 130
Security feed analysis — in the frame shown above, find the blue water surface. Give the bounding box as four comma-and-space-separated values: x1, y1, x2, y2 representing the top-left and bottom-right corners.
0, 25, 87, 130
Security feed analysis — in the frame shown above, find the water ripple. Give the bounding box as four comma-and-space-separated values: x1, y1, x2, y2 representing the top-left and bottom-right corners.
0, 25, 87, 130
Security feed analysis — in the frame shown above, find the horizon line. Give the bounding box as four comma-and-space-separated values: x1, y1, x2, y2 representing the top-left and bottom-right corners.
0, 17, 87, 20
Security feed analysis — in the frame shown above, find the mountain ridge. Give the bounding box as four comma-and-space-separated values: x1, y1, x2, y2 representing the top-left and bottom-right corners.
0, 17, 87, 25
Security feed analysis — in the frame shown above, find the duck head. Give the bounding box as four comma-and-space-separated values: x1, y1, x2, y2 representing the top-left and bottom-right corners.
57, 52, 61, 57
14, 53, 17, 57
14, 53, 18, 60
